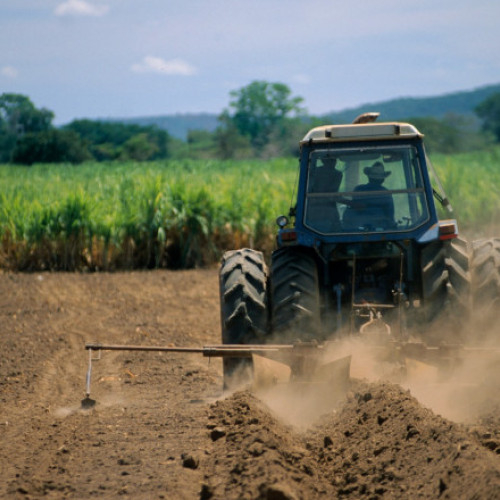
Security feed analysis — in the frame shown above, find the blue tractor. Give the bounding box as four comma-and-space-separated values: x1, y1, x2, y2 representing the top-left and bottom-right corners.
219, 114, 500, 383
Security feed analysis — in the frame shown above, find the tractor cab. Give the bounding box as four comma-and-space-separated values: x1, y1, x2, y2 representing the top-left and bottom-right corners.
304, 144, 431, 235
274, 116, 460, 337
277, 117, 457, 248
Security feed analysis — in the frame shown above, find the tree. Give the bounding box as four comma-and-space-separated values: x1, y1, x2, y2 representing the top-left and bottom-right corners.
0, 93, 53, 135
12, 129, 91, 165
221, 81, 305, 152
214, 111, 253, 159
476, 92, 500, 142
121, 133, 159, 161
64, 119, 170, 161
0, 124, 17, 163
0, 93, 54, 162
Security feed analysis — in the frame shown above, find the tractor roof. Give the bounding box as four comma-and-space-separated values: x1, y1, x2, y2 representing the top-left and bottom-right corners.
301, 122, 423, 144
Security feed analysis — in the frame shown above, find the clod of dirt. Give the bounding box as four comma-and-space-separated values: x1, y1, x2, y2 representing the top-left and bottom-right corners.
199, 483, 214, 500
181, 452, 200, 469
209, 427, 226, 441
259, 482, 299, 500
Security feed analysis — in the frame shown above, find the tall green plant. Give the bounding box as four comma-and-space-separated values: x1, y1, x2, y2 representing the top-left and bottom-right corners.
1, 151, 497, 271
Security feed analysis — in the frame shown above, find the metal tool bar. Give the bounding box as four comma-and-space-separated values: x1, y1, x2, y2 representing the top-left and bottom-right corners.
84, 342, 296, 357
82, 342, 307, 406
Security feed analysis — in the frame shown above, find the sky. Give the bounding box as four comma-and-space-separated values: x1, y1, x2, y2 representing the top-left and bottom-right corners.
1, 0, 499, 125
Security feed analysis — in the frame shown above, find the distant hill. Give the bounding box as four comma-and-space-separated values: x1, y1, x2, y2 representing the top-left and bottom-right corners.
323, 82, 500, 124
112, 83, 500, 139
116, 113, 219, 141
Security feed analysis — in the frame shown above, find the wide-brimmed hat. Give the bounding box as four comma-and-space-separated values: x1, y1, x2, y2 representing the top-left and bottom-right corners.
363, 162, 391, 179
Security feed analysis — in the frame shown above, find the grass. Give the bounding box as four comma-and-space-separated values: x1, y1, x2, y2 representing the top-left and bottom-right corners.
0, 148, 499, 271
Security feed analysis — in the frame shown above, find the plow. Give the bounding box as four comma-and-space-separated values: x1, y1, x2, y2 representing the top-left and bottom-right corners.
81, 336, 500, 410
81, 340, 352, 408
82, 113, 500, 410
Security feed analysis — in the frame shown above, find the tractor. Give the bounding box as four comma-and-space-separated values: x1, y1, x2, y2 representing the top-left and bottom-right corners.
82, 114, 500, 406
219, 113, 500, 385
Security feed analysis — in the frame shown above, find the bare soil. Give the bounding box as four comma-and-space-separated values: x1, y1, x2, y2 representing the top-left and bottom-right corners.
1, 270, 499, 499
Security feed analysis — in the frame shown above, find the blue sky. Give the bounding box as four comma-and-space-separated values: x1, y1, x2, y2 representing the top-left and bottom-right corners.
1, 0, 499, 124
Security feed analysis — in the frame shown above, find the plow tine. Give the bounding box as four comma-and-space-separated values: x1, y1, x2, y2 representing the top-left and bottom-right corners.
314, 355, 351, 385
252, 354, 291, 390
81, 348, 96, 409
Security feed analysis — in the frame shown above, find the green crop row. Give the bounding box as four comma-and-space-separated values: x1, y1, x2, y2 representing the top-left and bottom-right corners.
0, 148, 499, 271
431, 147, 500, 238
0, 159, 297, 270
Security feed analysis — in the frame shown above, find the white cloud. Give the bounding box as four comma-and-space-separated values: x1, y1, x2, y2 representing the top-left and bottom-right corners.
131, 56, 197, 76
1, 66, 18, 78
54, 0, 109, 18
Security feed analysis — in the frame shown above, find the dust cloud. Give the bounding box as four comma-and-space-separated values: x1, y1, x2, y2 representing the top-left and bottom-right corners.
404, 322, 500, 423
256, 381, 341, 428
247, 324, 500, 427
404, 318, 500, 422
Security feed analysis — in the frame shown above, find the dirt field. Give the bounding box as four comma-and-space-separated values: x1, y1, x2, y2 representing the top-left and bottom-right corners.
1, 270, 500, 499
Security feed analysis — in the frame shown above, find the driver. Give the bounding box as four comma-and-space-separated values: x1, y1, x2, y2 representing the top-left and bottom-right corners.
344, 162, 395, 229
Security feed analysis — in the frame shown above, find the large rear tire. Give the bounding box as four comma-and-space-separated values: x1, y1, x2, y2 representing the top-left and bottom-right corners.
270, 248, 321, 341
219, 248, 268, 387
420, 238, 470, 342
445, 237, 471, 310
421, 240, 448, 324
470, 238, 500, 337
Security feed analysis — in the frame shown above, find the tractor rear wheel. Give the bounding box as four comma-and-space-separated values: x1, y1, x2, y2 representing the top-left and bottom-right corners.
421, 238, 470, 341
270, 248, 321, 341
421, 240, 448, 325
470, 238, 500, 336
445, 237, 471, 311
219, 248, 268, 387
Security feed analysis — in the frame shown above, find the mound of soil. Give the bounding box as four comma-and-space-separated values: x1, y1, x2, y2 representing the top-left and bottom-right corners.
1, 270, 499, 499
204, 383, 500, 499
310, 381, 500, 498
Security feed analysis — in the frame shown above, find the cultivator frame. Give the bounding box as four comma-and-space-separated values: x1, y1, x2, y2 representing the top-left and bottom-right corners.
83, 340, 340, 403
81, 338, 499, 408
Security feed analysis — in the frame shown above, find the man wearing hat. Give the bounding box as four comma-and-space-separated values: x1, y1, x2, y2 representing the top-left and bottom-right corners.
344, 161, 395, 229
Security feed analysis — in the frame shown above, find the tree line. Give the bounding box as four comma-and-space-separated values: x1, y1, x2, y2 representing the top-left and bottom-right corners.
1, 82, 500, 165
0, 94, 170, 165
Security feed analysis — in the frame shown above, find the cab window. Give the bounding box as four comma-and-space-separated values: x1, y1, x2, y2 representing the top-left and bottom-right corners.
304, 146, 429, 234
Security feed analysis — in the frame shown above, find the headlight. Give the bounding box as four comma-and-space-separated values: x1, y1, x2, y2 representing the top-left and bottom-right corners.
276, 215, 289, 228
